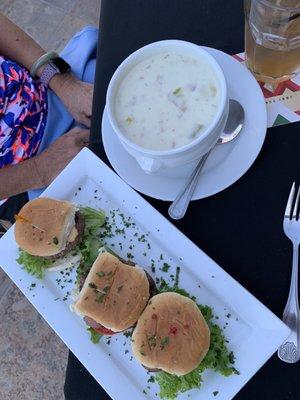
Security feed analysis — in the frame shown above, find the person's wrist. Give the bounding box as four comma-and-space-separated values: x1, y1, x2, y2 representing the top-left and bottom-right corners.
48, 72, 76, 97
49, 72, 73, 92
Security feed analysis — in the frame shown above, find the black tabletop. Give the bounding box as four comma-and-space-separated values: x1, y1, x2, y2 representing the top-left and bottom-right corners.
85, 1, 300, 399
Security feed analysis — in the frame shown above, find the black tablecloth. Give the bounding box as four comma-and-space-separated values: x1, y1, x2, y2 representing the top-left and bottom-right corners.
64, 1, 300, 399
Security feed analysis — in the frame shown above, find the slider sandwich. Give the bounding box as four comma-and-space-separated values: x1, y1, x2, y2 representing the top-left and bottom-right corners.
15, 197, 84, 258
73, 251, 156, 336
15, 197, 105, 276
131, 292, 210, 375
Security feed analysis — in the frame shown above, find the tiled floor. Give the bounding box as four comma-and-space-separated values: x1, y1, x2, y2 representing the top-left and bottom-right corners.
0, 0, 101, 52
0, 1, 101, 399
0, 283, 69, 400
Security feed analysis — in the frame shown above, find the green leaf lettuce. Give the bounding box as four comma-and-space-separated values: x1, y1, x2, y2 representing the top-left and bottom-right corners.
87, 327, 102, 344
16, 251, 54, 279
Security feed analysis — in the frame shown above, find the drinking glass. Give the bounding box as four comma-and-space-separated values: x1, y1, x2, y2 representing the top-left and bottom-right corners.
244, 0, 300, 87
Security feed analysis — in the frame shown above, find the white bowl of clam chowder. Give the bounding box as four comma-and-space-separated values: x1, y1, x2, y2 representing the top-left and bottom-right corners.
106, 40, 228, 177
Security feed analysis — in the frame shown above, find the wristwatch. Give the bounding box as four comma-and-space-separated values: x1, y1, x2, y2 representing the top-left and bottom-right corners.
40, 57, 71, 87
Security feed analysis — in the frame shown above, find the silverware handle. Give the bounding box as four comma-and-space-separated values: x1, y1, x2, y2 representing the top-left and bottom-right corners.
278, 242, 300, 363
168, 150, 211, 220
285, 243, 299, 311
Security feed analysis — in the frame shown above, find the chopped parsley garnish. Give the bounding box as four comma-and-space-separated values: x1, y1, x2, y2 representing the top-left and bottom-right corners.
95, 294, 105, 303
88, 283, 97, 289
140, 350, 146, 356
138, 234, 146, 242
103, 286, 110, 293
96, 271, 105, 277
161, 263, 171, 272
158, 278, 171, 292
126, 116, 133, 124
148, 335, 157, 348
123, 330, 133, 338
52, 236, 59, 245
173, 87, 182, 96
160, 336, 170, 350
175, 266, 180, 287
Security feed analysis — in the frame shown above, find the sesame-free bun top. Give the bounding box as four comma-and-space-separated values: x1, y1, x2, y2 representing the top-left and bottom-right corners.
132, 292, 210, 376
14, 197, 78, 257
73, 252, 150, 332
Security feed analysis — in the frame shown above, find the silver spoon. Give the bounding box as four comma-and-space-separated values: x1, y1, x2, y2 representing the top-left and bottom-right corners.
168, 99, 245, 220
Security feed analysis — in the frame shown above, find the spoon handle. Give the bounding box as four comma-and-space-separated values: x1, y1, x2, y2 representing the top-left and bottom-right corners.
168, 149, 212, 220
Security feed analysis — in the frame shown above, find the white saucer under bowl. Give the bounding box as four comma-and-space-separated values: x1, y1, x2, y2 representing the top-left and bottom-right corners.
102, 47, 267, 201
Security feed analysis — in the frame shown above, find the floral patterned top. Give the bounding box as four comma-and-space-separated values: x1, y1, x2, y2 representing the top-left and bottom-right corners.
0, 56, 48, 168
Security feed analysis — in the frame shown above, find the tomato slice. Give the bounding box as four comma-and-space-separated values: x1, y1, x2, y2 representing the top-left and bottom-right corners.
92, 325, 117, 336
84, 316, 118, 336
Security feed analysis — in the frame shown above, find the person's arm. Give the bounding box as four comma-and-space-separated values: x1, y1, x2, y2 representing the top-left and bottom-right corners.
0, 13, 67, 98
0, 128, 89, 200
0, 158, 43, 199
0, 13, 43, 72
0, 13, 93, 127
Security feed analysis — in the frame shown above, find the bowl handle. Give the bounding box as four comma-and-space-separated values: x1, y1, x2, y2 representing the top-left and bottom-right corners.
135, 156, 162, 174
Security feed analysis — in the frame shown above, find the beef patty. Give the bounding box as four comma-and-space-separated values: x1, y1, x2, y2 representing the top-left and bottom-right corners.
44, 212, 85, 260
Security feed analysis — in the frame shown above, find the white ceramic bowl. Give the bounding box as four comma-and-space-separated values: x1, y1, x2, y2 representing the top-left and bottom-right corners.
106, 40, 228, 178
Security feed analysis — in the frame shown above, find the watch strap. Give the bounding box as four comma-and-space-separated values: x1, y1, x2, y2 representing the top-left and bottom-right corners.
39, 62, 60, 88
30, 51, 58, 78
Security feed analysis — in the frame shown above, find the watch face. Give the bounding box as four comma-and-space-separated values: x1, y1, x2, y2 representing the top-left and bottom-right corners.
51, 57, 71, 73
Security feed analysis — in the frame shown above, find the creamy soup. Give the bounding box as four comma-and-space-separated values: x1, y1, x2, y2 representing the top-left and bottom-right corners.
115, 52, 221, 151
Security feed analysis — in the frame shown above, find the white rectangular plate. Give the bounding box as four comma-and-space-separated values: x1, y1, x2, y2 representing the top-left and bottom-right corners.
0, 148, 289, 400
